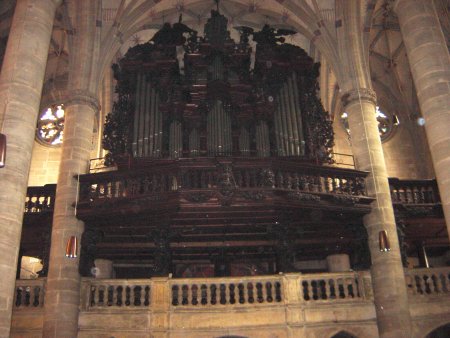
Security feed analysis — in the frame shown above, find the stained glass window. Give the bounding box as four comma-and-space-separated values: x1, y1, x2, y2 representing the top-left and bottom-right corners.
37, 104, 65, 146
341, 106, 397, 142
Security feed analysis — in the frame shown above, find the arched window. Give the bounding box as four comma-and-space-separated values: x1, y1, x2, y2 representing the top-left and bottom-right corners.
37, 104, 65, 146
425, 323, 450, 338
341, 106, 398, 142
331, 331, 357, 338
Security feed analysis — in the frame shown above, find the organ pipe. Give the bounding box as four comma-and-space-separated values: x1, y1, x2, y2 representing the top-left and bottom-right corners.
189, 128, 200, 156
239, 127, 250, 155
287, 76, 301, 156
132, 74, 142, 156
292, 72, 305, 155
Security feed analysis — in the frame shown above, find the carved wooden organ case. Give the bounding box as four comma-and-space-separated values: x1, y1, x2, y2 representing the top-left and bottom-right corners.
103, 11, 334, 164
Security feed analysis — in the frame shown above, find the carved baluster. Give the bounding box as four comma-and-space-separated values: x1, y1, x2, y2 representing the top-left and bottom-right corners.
256, 282, 264, 303
191, 284, 198, 305
210, 284, 217, 305
284, 172, 292, 190
275, 171, 283, 188
324, 279, 331, 300
220, 284, 227, 305
302, 281, 310, 301
291, 173, 300, 190
200, 284, 207, 305
125, 286, 131, 306
247, 283, 254, 303
171, 285, 179, 306
107, 286, 114, 306
238, 283, 245, 304
329, 279, 336, 299
182, 285, 189, 305
229, 284, 235, 304
144, 286, 150, 306
431, 274, 441, 293
15, 287, 23, 307
90, 286, 97, 307
265, 282, 273, 302
33, 286, 40, 307
337, 279, 345, 298
116, 286, 123, 306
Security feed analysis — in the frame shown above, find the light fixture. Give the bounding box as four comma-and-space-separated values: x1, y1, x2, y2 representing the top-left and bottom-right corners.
393, 114, 400, 126
65, 236, 78, 258
379, 230, 390, 252
0, 133, 5, 168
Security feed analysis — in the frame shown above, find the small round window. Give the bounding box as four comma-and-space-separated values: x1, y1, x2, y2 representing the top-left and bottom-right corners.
341, 106, 398, 142
37, 104, 65, 146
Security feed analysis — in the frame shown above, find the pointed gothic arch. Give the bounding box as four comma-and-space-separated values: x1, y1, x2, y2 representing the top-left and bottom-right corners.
425, 323, 450, 338
331, 331, 358, 338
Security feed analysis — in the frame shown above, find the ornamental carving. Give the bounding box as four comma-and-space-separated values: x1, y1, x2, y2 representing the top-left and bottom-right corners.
287, 191, 321, 202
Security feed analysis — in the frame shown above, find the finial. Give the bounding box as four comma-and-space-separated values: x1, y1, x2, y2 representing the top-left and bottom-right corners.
214, 0, 220, 11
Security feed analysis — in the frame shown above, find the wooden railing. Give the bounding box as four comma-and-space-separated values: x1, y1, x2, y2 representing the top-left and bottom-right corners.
24, 184, 56, 213
389, 178, 440, 204
405, 267, 450, 296
170, 275, 283, 307
81, 279, 151, 310
77, 158, 370, 206
14, 279, 46, 309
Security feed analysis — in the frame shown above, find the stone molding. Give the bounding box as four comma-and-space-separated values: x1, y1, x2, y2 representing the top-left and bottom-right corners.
65, 90, 100, 112
340, 88, 377, 108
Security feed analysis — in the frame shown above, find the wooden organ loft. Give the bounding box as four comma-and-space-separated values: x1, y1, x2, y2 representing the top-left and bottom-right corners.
75, 10, 375, 278
18, 9, 447, 281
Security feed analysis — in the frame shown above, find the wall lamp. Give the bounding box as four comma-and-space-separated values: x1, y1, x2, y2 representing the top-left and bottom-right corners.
0, 133, 6, 168
65, 236, 78, 258
379, 230, 391, 252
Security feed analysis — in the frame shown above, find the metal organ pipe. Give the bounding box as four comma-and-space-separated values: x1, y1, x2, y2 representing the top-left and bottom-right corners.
148, 88, 155, 157
239, 127, 250, 155
143, 80, 151, 157
189, 128, 199, 156
137, 76, 146, 157
283, 83, 295, 156
279, 90, 289, 156
287, 76, 301, 156
132, 74, 142, 156
292, 72, 305, 155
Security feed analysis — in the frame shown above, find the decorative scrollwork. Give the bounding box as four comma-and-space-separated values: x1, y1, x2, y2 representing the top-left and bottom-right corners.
184, 192, 212, 203
287, 191, 321, 202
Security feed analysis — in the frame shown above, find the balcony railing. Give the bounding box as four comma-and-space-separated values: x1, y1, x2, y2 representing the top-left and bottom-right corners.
24, 184, 56, 213
16, 267, 450, 313
76, 158, 371, 211
389, 178, 440, 204
13, 279, 46, 309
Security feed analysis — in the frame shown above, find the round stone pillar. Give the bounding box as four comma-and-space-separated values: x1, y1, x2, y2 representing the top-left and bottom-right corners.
94, 259, 114, 279
0, 0, 60, 336
395, 0, 450, 235
343, 89, 412, 338
43, 95, 98, 338
326, 254, 350, 272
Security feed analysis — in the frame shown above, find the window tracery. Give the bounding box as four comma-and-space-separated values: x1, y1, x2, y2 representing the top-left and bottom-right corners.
37, 104, 65, 146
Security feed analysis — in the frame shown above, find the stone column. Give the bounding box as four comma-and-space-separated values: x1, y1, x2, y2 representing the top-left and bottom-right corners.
394, 0, 450, 235
326, 254, 350, 272
343, 89, 411, 338
43, 1, 99, 336
0, 0, 60, 336
42, 94, 98, 338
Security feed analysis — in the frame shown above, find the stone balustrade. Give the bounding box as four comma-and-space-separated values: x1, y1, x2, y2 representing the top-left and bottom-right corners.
300, 271, 370, 302
12, 269, 450, 337
14, 279, 46, 309
170, 275, 283, 307
405, 267, 450, 296
81, 279, 151, 310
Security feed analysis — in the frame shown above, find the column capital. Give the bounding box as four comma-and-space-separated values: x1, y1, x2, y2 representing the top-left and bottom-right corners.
65, 90, 100, 112
341, 88, 377, 108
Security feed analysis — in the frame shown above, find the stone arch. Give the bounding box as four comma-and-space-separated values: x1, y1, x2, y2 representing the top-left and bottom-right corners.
425, 323, 450, 338
330, 331, 358, 338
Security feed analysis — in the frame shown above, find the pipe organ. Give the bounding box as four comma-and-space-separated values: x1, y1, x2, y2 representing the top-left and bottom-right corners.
105, 10, 333, 165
